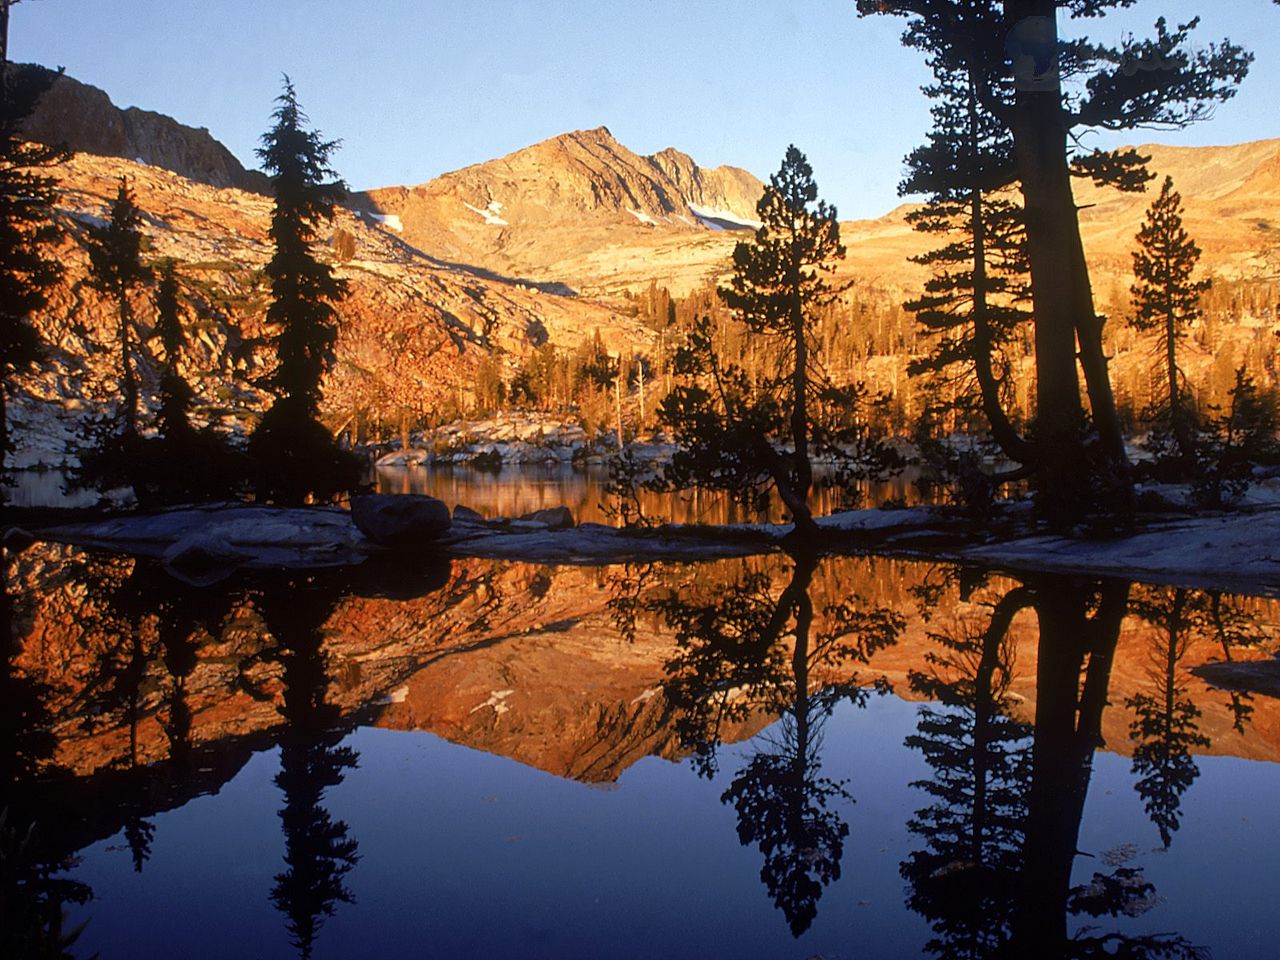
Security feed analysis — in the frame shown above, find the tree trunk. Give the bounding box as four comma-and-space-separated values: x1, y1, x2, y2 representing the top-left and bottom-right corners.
1005, 1, 1131, 522
1166, 303, 1193, 460
967, 80, 1034, 466
1013, 576, 1127, 955
790, 271, 813, 506
0, 1, 10, 68
0, 383, 8, 500
120, 287, 138, 443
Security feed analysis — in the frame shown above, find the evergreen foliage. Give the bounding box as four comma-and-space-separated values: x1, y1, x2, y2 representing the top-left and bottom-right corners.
135, 259, 244, 504
249, 77, 360, 503
656, 147, 899, 536
901, 50, 1034, 472
153, 259, 194, 442
858, 0, 1251, 524
84, 176, 150, 446
0, 63, 66, 496
1190, 367, 1280, 509
1130, 176, 1210, 462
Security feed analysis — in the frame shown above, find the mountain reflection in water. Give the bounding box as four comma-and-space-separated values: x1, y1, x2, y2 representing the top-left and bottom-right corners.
3, 541, 1279, 959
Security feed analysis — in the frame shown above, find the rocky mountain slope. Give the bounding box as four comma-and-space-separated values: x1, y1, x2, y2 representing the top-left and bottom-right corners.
10, 62, 269, 194
14, 151, 654, 469
362, 126, 1280, 302
359, 125, 764, 293
15, 75, 1280, 468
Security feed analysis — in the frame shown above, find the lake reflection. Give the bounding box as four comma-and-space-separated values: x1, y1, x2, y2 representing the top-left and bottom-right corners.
375, 462, 925, 525
3, 544, 1279, 958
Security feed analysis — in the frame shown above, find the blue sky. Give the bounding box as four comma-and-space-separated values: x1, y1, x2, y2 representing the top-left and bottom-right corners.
13, 0, 1280, 219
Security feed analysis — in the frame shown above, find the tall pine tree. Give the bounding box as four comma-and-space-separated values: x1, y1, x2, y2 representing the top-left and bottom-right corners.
857, 2, 1250, 524
85, 176, 150, 448
249, 77, 358, 503
902, 55, 1035, 470
0, 62, 66, 498
153, 259, 194, 444
1130, 175, 1209, 462
658, 147, 896, 537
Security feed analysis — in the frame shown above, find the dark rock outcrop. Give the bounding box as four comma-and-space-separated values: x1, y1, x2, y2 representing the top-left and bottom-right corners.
10, 63, 269, 193
520, 506, 576, 530
351, 494, 451, 547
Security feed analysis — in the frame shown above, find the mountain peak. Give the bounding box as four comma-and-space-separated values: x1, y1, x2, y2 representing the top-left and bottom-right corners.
360, 127, 766, 286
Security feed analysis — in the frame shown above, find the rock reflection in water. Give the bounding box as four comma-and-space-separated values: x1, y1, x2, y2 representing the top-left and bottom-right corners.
376, 462, 923, 525
4, 542, 1280, 958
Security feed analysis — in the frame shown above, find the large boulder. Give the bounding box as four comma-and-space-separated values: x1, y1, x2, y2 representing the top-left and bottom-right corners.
520, 506, 576, 530
350, 494, 451, 547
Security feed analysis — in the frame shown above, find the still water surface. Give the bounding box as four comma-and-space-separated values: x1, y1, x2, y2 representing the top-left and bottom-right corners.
374, 462, 926, 524
4, 545, 1279, 959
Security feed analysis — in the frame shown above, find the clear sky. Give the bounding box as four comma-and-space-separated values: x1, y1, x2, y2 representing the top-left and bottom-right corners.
12, 0, 1280, 220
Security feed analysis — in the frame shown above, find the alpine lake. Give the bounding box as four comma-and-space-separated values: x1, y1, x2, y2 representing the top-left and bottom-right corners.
4, 465, 1279, 960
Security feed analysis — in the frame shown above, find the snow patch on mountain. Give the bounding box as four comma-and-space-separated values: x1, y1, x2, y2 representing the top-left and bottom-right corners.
464, 200, 509, 226
689, 203, 761, 231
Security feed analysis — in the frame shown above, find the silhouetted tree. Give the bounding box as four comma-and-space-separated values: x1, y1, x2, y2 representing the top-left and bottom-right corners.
84, 176, 150, 449
654, 553, 902, 934
153, 259, 194, 444
1191, 366, 1280, 508
249, 77, 359, 503
1124, 588, 1209, 848
1130, 176, 1210, 463
902, 582, 1035, 959
902, 46, 1035, 473
658, 148, 897, 537
0, 61, 66, 496
256, 576, 359, 960
136, 259, 244, 503
1, 543, 94, 958
857, 1, 1251, 523
900, 573, 1208, 959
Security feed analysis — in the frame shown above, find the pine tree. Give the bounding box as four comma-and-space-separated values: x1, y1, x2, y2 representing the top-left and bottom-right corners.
249, 77, 358, 503
0, 62, 67, 496
153, 259, 194, 443
658, 147, 897, 537
85, 176, 150, 447
857, 1, 1251, 524
1130, 176, 1210, 461
901, 56, 1035, 470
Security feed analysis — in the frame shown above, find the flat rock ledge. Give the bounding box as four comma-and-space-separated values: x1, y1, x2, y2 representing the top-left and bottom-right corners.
27, 502, 782, 577
23, 501, 1280, 596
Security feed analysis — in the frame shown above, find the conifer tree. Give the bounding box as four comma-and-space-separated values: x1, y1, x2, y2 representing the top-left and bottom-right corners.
1130, 175, 1209, 461
153, 259, 194, 442
85, 176, 150, 447
0, 62, 66, 495
902, 56, 1034, 469
658, 147, 896, 537
249, 77, 358, 502
857, 1, 1251, 523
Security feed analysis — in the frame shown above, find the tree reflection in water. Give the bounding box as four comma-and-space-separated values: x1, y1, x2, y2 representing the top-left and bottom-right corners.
253, 574, 360, 960
1, 544, 92, 958
901, 573, 1034, 959
902, 572, 1215, 960
1125, 588, 1211, 848
650, 550, 904, 936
